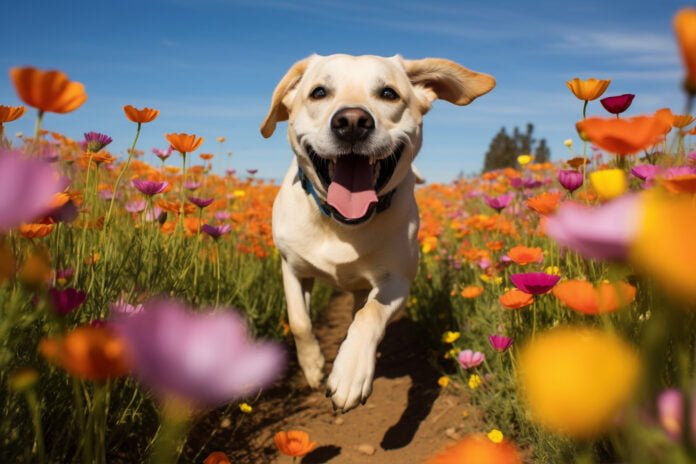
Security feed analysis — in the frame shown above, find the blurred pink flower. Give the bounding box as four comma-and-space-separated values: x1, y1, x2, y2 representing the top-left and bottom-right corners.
545, 195, 641, 261
630, 164, 661, 182
0, 150, 64, 231
457, 349, 485, 369
510, 272, 560, 295
488, 334, 514, 353
113, 298, 284, 407
557, 169, 583, 193
484, 193, 513, 212
657, 388, 696, 442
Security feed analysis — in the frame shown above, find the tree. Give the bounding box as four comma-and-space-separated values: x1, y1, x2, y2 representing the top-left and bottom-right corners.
482, 123, 551, 172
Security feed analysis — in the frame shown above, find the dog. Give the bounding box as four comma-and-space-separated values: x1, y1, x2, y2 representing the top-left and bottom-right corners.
261, 54, 494, 412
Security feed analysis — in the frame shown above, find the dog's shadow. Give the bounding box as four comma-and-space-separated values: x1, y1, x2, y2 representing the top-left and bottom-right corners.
373, 317, 440, 450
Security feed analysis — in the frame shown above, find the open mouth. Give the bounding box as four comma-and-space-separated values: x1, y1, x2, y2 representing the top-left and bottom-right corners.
305, 144, 404, 224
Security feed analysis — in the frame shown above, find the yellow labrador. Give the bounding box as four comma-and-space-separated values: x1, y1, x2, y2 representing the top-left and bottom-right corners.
261, 54, 494, 412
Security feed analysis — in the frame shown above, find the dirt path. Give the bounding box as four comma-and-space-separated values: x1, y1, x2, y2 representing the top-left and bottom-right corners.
187, 292, 478, 463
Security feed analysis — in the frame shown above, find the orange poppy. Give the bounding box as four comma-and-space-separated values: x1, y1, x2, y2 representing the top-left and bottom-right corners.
526, 192, 561, 215
499, 289, 534, 309
507, 245, 543, 265
19, 223, 54, 239
18, 249, 52, 286
165, 132, 204, 153
157, 200, 196, 216
566, 157, 590, 168
674, 8, 696, 91
460, 285, 484, 299
123, 105, 160, 123
576, 112, 670, 155
662, 174, 696, 193
427, 434, 522, 464
79, 151, 116, 167
0, 105, 26, 123
10, 67, 87, 113
202, 452, 230, 464
274, 430, 317, 457
552, 280, 636, 315
672, 114, 695, 129
200, 153, 214, 161
39, 326, 131, 381
566, 78, 611, 101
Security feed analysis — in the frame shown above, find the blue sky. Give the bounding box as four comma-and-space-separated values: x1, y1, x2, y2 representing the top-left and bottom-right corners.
0, 0, 689, 182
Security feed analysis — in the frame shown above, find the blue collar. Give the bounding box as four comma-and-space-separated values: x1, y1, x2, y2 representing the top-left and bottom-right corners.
297, 166, 396, 223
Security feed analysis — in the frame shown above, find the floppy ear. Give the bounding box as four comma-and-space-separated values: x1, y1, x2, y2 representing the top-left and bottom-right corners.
401, 57, 496, 107
260, 56, 313, 138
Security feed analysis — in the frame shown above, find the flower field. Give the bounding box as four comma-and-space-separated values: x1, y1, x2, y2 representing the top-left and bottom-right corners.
1, 7, 696, 464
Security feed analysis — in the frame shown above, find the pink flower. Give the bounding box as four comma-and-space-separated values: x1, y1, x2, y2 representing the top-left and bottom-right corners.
132, 180, 168, 196
48, 287, 87, 316
488, 334, 514, 353
457, 349, 485, 369
600, 94, 635, 115
510, 272, 560, 295
657, 388, 696, 442
557, 169, 583, 193
484, 193, 513, 212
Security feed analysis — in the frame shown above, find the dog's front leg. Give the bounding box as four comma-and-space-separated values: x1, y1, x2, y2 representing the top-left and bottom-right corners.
327, 275, 410, 412
281, 259, 324, 388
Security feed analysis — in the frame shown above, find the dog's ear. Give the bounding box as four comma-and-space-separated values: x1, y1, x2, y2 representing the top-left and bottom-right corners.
400, 57, 495, 109
260, 56, 314, 138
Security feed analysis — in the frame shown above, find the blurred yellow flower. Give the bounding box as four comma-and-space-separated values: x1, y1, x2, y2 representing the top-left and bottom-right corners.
239, 402, 253, 413
442, 331, 461, 344
590, 169, 627, 201
487, 429, 504, 444
438, 376, 450, 388
518, 326, 640, 438
674, 8, 696, 92
422, 235, 438, 254
232, 189, 246, 198
468, 374, 482, 390
544, 266, 561, 276
517, 154, 533, 166
480, 274, 503, 285
563, 138, 573, 148
566, 78, 611, 101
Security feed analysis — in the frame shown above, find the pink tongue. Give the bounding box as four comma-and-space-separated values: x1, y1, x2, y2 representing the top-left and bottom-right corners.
327, 155, 377, 220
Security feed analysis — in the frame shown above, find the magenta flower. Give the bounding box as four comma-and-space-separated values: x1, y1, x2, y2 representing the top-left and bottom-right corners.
600, 94, 635, 115
215, 211, 231, 221
457, 349, 485, 369
247, 169, 258, 175
545, 195, 641, 261
184, 181, 201, 191
510, 272, 560, 294
630, 164, 661, 182
202, 224, 231, 239
657, 389, 696, 442
83, 132, 113, 152
132, 180, 168, 196
557, 169, 583, 193
113, 298, 284, 407
226, 169, 236, 176
153, 147, 172, 161
109, 299, 144, 316
484, 193, 513, 212
48, 287, 87, 316
189, 196, 214, 209
0, 150, 64, 231
523, 178, 543, 189
488, 334, 514, 353
125, 200, 147, 213
687, 151, 696, 165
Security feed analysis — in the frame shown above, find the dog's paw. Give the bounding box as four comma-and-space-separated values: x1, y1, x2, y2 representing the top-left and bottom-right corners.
326, 329, 377, 413
297, 342, 325, 388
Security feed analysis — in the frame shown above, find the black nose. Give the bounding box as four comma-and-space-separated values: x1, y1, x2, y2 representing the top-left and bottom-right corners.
330, 107, 375, 143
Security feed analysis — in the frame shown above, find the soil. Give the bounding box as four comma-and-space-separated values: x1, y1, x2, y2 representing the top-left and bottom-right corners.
186, 292, 480, 464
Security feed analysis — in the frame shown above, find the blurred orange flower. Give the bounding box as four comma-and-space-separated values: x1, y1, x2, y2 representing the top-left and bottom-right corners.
499, 289, 534, 309
526, 192, 561, 215
19, 223, 54, 239
202, 451, 231, 464
672, 114, 695, 129
674, 8, 696, 91
39, 326, 131, 382
274, 430, 317, 458
200, 153, 214, 161
10, 67, 87, 113
566, 78, 611, 101
123, 105, 160, 123
0, 105, 26, 123
567, 156, 589, 168
552, 280, 636, 315
507, 245, 543, 265
427, 434, 522, 464
460, 285, 484, 299
165, 133, 204, 153
576, 112, 670, 155
662, 174, 696, 193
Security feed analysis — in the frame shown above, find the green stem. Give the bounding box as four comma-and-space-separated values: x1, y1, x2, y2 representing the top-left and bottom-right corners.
105, 122, 141, 225
149, 404, 189, 464
25, 388, 46, 464
33, 109, 45, 144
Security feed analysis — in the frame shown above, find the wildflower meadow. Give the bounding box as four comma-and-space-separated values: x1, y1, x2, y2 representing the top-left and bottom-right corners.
1, 5, 696, 464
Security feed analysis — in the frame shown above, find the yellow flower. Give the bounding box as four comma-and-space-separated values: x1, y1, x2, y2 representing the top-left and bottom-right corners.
590, 169, 627, 201
480, 274, 503, 285
566, 78, 611, 101
232, 189, 246, 198
544, 266, 561, 276
444, 348, 460, 359
442, 331, 461, 344
438, 376, 450, 388
421, 235, 438, 254
468, 374, 482, 390
563, 138, 573, 148
517, 154, 533, 166
239, 402, 253, 413
487, 429, 504, 444
518, 326, 640, 439
8, 368, 39, 392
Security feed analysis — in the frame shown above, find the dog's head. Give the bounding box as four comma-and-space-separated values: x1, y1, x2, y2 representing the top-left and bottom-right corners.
261, 54, 495, 224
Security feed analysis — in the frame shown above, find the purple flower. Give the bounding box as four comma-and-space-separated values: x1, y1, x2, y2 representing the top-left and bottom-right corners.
54, 268, 74, 285
510, 178, 524, 190
48, 287, 87, 316
125, 200, 147, 213
523, 178, 543, 189
215, 211, 231, 221
83, 132, 113, 152
145, 206, 164, 222
113, 298, 284, 407
0, 150, 64, 231
557, 169, 583, 193
153, 147, 173, 161
99, 189, 117, 201
132, 180, 168, 196
687, 151, 696, 165
247, 169, 258, 175
189, 196, 214, 209
664, 166, 696, 178
630, 164, 661, 182
484, 193, 513, 212
510, 272, 560, 295
657, 389, 696, 442
109, 299, 144, 316
184, 181, 201, 191
202, 224, 231, 239
600, 94, 635, 115
488, 334, 514, 353
457, 349, 485, 369
545, 195, 641, 261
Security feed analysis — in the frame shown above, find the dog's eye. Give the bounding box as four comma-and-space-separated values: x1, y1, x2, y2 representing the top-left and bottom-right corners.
309, 86, 327, 100
380, 87, 399, 101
